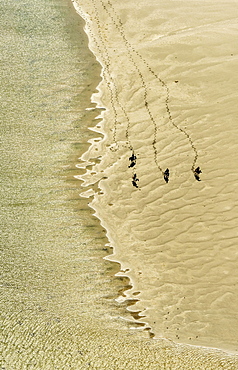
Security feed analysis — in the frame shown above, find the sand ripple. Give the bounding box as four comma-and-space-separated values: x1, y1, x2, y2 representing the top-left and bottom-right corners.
76, 0, 238, 357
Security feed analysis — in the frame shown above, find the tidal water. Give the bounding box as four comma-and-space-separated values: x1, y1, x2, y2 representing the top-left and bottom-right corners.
2, 0, 238, 368
0, 0, 130, 368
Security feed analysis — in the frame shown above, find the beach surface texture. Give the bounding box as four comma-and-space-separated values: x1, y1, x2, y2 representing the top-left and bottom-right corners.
2, 0, 238, 367
74, 0, 238, 361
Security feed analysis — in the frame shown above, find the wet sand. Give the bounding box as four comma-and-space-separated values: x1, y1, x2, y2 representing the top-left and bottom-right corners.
75, 0, 238, 362
1, 0, 238, 368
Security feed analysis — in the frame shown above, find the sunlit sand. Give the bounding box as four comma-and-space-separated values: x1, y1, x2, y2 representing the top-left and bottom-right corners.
76, 0, 238, 361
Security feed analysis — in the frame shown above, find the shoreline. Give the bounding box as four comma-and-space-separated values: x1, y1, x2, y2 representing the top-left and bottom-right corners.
73, 0, 238, 362
2, 0, 238, 368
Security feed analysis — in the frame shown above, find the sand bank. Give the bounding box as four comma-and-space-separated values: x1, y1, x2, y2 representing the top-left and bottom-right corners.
1, 0, 238, 367
75, 0, 238, 360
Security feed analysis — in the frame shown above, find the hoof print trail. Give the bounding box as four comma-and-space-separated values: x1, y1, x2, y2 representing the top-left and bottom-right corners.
90, 0, 139, 188
91, 0, 136, 153
163, 168, 170, 183
100, 0, 164, 180
103, 0, 201, 181
91, 0, 202, 186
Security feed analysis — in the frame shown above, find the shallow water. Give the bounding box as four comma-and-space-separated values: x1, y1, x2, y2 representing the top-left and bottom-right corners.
76, 0, 238, 354
0, 0, 128, 367
2, 0, 238, 368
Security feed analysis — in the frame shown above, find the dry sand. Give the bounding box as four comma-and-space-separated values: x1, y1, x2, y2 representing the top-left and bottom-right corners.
2, 0, 238, 368
74, 0, 238, 363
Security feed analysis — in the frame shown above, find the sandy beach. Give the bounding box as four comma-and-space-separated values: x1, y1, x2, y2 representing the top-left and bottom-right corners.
2, 0, 238, 368
75, 0, 238, 362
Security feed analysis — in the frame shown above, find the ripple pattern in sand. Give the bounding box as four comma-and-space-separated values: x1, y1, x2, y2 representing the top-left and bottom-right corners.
76, 0, 238, 354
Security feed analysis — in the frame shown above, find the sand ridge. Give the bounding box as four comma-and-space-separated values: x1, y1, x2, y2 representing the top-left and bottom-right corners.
75, 0, 238, 361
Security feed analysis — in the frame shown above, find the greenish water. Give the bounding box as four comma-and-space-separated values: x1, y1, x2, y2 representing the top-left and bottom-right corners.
2, 0, 238, 368
0, 0, 131, 368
